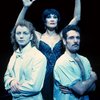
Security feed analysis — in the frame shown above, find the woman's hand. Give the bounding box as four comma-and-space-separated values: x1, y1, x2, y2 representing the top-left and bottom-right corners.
22, 0, 36, 7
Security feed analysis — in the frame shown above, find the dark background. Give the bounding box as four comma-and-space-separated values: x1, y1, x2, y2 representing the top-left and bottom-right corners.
0, 0, 99, 99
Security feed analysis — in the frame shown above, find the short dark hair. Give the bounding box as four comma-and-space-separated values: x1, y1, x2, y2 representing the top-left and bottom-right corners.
11, 20, 37, 51
42, 8, 60, 23
62, 25, 80, 40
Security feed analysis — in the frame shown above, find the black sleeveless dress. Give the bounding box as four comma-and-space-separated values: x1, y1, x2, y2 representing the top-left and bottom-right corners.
39, 40, 65, 100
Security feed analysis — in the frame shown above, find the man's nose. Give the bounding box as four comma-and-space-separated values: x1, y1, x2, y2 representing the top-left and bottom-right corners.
74, 38, 78, 42
20, 33, 24, 38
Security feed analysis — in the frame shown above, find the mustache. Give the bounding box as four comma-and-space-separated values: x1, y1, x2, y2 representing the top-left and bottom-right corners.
72, 43, 79, 46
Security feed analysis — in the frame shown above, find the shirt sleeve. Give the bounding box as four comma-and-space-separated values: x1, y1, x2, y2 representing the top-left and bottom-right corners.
4, 53, 16, 90
82, 56, 92, 80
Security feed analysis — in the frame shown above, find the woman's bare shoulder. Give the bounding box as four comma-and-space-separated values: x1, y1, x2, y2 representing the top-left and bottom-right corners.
35, 31, 42, 40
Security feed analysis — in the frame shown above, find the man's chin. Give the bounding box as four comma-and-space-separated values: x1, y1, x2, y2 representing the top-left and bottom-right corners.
71, 49, 79, 53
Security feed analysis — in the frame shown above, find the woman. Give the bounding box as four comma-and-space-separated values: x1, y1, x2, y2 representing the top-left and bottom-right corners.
4, 20, 47, 100
38, 8, 65, 100
15, 0, 81, 100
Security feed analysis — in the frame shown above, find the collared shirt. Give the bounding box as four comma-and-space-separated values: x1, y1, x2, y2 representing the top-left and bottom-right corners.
54, 52, 92, 100
4, 42, 47, 100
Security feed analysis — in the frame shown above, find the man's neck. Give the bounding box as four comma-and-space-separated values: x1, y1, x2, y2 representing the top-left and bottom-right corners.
65, 49, 77, 59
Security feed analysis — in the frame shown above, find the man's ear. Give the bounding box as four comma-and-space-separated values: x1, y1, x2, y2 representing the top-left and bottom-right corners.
59, 31, 66, 45
62, 39, 66, 46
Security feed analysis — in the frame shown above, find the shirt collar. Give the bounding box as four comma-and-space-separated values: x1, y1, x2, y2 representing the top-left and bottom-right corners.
15, 42, 32, 58
64, 51, 79, 62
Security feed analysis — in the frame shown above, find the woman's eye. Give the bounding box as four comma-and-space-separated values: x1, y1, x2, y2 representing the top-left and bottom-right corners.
54, 15, 57, 18
47, 15, 51, 18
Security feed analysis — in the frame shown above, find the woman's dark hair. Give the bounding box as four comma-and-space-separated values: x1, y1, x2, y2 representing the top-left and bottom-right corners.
42, 8, 60, 23
62, 25, 80, 40
11, 19, 38, 51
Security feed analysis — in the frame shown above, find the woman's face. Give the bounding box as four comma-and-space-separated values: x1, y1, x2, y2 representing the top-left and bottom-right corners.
45, 14, 58, 29
15, 25, 33, 48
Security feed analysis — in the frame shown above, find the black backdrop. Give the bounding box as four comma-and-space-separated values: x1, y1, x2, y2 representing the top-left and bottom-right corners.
0, 0, 100, 99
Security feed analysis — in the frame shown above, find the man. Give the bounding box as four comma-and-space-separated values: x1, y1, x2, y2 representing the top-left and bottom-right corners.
53, 25, 97, 100
4, 20, 47, 100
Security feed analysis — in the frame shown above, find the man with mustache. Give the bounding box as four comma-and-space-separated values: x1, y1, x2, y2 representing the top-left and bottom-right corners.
53, 25, 97, 100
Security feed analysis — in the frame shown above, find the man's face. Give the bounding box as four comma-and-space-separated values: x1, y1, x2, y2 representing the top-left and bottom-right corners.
15, 25, 33, 48
65, 30, 80, 53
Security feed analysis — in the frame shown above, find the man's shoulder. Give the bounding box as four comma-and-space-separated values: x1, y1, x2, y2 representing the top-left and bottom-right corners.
78, 54, 89, 61
31, 47, 46, 60
55, 53, 68, 67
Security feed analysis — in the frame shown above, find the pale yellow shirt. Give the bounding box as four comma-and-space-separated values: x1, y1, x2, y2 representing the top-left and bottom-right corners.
54, 52, 92, 100
4, 43, 47, 100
